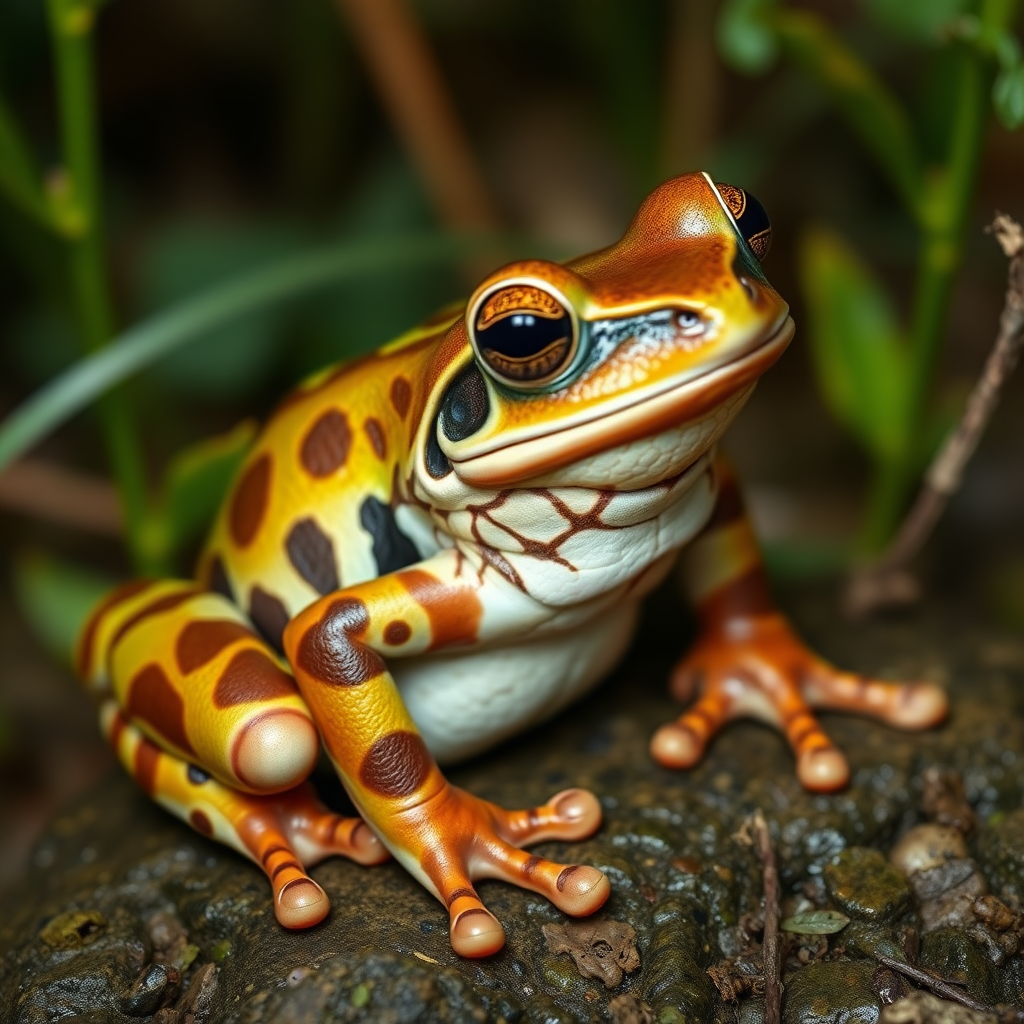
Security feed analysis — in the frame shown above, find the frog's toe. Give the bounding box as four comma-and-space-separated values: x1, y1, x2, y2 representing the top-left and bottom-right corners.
501, 788, 603, 844
447, 889, 506, 957
803, 670, 949, 731
274, 874, 330, 929
650, 690, 730, 768
486, 846, 610, 917
796, 746, 849, 793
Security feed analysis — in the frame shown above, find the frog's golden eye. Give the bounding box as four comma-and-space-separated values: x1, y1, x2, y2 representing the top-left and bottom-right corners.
714, 182, 772, 261
469, 283, 579, 389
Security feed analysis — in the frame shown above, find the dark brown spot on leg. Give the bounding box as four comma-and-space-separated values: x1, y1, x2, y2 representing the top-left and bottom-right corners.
556, 866, 580, 892
390, 377, 411, 419
261, 844, 290, 865
398, 570, 482, 648
249, 587, 290, 653
286, 518, 340, 595
76, 579, 152, 678
295, 598, 382, 685
127, 664, 194, 755
176, 619, 253, 675
383, 620, 411, 646
190, 810, 213, 836
230, 454, 272, 547
300, 410, 351, 478
134, 736, 161, 796
213, 649, 298, 708
271, 859, 302, 880
523, 855, 541, 877
364, 417, 387, 460
358, 730, 432, 797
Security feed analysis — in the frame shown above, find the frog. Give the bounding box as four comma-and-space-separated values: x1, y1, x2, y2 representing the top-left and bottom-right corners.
75, 172, 947, 958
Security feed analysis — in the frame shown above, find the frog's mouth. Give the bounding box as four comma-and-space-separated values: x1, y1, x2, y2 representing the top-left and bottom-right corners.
449, 315, 794, 488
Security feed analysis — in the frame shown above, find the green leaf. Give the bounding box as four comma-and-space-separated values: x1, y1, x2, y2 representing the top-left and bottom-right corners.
769, 10, 922, 220
780, 909, 851, 935
0, 90, 52, 227
716, 0, 780, 74
993, 65, 1024, 129
862, 0, 971, 42
11, 551, 115, 665
0, 232, 505, 475
799, 227, 910, 462
155, 419, 257, 559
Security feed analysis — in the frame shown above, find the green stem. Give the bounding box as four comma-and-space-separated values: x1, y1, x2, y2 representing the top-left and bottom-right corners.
860, 0, 1019, 550
46, 0, 153, 570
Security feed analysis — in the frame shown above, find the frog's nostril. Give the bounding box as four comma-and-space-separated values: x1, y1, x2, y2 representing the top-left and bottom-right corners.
737, 275, 758, 302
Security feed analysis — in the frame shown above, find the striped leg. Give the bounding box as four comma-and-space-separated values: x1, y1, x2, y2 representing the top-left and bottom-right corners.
77, 580, 386, 928
283, 548, 609, 957
650, 458, 948, 792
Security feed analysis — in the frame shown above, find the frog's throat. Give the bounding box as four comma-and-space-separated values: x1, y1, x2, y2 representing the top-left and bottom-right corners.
450, 315, 794, 489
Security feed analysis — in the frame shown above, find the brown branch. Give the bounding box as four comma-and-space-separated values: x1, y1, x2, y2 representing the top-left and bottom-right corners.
0, 458, 122, 535
847, 214, 1024, 618
737, 810, 783, 1024
871, 952, 996, 1016
334, 0, 499, 232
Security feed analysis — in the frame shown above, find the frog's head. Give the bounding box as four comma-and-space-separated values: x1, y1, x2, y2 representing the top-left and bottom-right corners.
424, 171, 793, 491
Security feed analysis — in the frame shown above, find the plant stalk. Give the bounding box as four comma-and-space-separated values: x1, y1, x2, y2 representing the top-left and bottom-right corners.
46, 0, 154, 571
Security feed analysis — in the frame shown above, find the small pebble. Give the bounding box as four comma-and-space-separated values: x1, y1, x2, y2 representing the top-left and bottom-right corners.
890, 824, 968, 877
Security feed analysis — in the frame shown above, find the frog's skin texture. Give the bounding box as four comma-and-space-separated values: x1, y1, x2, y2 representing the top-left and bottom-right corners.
76, 173, 947, 958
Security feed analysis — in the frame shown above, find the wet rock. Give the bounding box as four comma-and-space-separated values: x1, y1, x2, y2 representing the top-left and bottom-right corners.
782, 959, 880, 1024
122, 962, 181, 1016
920, 769, 977, 835
908, 860, 986, 932
917, 927, 997, 1004
3, 593, 1024, 1021
976, 809, 1024, 906
824, 849, 913, 925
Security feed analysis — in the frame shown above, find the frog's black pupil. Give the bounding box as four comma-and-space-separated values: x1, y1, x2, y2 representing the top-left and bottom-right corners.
477, 306, 574, 383
715, 181, 772, 262
440, 364, 490, 443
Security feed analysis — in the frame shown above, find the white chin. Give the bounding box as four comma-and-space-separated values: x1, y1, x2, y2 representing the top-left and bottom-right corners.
518, 384, 754, 490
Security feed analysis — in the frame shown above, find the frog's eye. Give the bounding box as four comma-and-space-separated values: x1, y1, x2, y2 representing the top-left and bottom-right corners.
714, 182, 772, 261
469, 283, 578, 388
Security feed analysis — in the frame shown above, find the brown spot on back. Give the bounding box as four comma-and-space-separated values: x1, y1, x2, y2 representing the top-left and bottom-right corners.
134, 736, 161, 796
249, 587, 290, 653
213, 649, 297, 708
190, 810, 213, 836
300, 410, 351, 478
383, 620, 411, 646
127, 663, 194, 755
110, 588, 200, 652
295, 598, 382, 685
76, 579, 153, 678
390, 377, 412, 419
364, 417, 387, 460
230, 455, 272, 547
398, 570, 482, 648
176, 619, 252, 675
358, 730, 432, 797
286, 518, 340, 595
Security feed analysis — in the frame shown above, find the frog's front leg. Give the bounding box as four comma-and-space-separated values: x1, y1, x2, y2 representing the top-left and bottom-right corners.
651, 461, 949, 791
282, 548, 609, 957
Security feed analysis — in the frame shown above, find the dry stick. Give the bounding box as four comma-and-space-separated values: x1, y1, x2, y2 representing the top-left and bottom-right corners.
739, 810, 783, 1024
0, 458, 122, 535
334, 0, 499, 232
872, 952, 995, 1015
847, 215, 1024, 618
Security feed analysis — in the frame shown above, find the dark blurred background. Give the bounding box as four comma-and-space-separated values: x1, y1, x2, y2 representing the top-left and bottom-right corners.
1, 0, 1022, 896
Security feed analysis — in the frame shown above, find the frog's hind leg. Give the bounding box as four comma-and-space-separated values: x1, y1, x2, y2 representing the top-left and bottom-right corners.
77, 579, 387, 928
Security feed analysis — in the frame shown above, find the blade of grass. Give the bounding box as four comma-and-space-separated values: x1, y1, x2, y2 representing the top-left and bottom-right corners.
0, 232, 503, 474
0, 92, 53, 228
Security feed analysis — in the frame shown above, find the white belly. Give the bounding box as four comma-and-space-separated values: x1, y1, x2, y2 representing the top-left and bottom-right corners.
393, 600, 640, 763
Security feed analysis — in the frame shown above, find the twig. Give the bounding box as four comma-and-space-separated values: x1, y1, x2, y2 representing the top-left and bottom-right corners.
871, 952, 996, 1015
334, 0, 499, 232
737, 810, 782, 1024
847, 214, 1024, 618
0, 459, 122, 535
